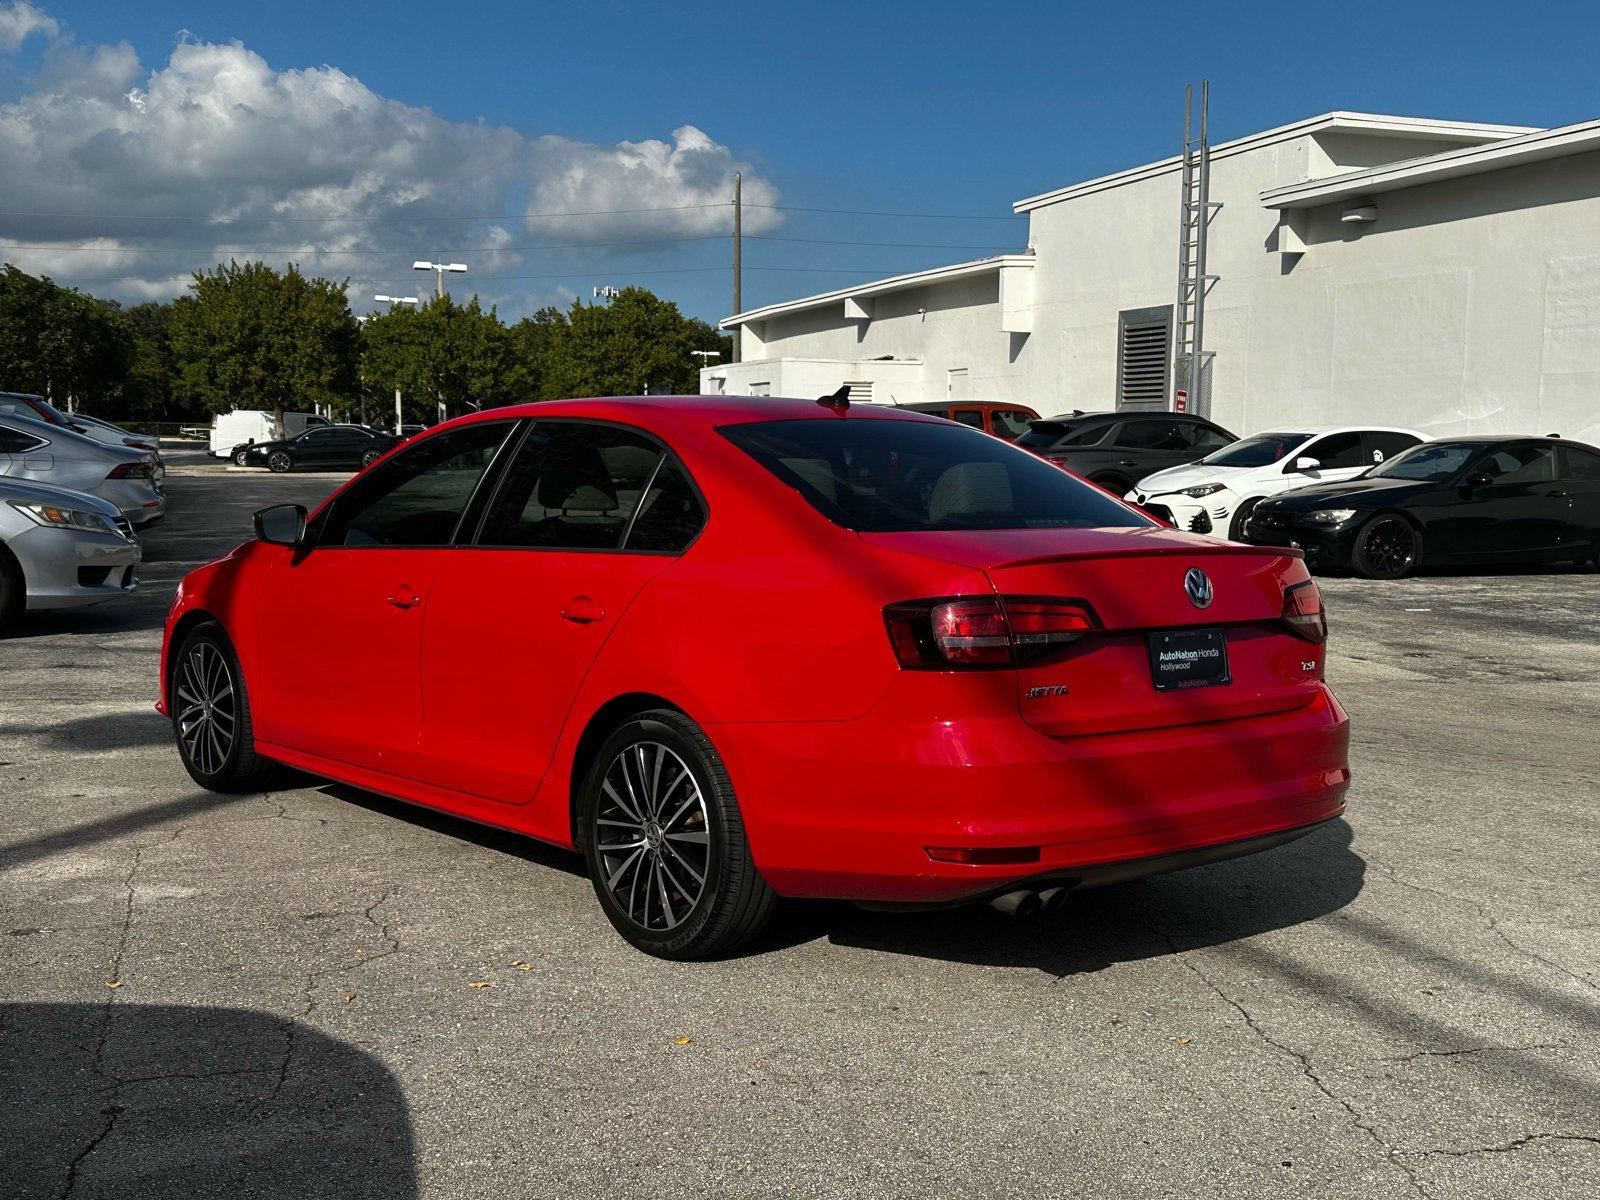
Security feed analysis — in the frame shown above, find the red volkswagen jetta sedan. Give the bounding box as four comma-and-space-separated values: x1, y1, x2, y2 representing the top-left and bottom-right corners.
160, 396, 1349, 958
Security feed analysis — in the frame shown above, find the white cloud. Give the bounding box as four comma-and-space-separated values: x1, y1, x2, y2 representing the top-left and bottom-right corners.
0, 1, 57, 51
0, 22, 778, 313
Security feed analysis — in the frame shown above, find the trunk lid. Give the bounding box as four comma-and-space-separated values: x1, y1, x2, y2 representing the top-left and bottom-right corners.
861, 527, 1323, 738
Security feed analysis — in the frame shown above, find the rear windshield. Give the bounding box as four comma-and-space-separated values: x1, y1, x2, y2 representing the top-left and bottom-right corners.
721, 418, 1151, 533
1201, 432, 1312, 468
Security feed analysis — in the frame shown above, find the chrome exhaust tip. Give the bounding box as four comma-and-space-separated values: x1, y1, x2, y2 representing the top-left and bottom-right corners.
1037, 886, 1071, 913
989, 890, 1040, 917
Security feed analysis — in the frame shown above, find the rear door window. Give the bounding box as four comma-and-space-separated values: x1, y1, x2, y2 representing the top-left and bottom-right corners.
476, 421, 688, 551
1113, 420, 1190, 450
1479, 443, 1556, 485
721, 418, 1149, 533
1302, 432, 1367, 470
1363, 431, 1422, 465
1558, 445, 1600, 479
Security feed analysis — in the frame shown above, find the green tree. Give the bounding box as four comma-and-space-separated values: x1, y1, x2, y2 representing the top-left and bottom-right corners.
170, 260, 359, 434
0, 265, 134, 413
361, 295, 527, 425
115, 300, 179, 421
540, 287, 716, 399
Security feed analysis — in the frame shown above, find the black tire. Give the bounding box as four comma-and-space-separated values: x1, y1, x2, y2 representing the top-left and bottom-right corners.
1351, 514, 1421, 579
267, 451, 292, 474
579, 709, 776, 960
170, 621, 282, 792
0, 547, 24, 630
360, 449, 383, 468
1228, 496, 1262, 542
232, 448, 250, 467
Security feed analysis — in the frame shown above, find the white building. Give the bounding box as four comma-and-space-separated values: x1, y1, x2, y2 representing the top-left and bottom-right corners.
703, 112, 1600, 442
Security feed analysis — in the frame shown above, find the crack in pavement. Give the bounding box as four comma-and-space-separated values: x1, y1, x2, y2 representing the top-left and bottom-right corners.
1365, 852, 1599, 996
1378, 1042, 1565, 1066
1404, 1132, 1600, 1158
1143, 920, 1434, 1199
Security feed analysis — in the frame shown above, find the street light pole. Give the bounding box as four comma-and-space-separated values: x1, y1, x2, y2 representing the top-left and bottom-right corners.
411, 261, 467, 299
731, 172, 742, 364
373, 295, 420, 433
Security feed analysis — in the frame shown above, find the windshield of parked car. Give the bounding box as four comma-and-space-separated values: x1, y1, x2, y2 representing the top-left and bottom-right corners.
721, 418, 1151, 533
1365, 441, 1478, 481
1200, 433, 1312, 468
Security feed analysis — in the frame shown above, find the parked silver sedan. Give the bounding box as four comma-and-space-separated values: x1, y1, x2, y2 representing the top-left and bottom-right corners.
0, 410, 166, 526
0, 475, 140, 627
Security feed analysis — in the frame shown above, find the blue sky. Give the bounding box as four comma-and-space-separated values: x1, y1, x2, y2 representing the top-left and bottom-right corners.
5, 1, 1598, 322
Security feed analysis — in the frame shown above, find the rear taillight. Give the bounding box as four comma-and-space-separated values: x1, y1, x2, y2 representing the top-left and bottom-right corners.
1283, 579, 1326, 643
884, 595, 1099, 670
105, 462, 153, 480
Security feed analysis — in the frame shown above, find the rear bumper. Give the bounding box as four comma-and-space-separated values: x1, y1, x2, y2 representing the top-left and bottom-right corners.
713, 685, 1351, 903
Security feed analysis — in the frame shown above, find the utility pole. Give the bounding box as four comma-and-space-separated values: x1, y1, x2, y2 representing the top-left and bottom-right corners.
731, 171, 742, 363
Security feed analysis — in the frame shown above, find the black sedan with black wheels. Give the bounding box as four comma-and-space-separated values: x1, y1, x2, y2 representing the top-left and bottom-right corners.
234, 424, 397, 473
1240, 435, 1600, 578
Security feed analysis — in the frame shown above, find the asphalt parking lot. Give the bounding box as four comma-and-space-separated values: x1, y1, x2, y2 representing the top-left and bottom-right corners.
3, 446, 1597, 1199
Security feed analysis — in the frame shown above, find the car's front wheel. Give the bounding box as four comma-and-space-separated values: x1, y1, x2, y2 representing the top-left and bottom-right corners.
171, 622, 281, 792
361, 449, 383, 468
1352, 514, 1421, 579
1228, 497, 1261, 542
579, 709, 776, 959
267, 451, 292, 473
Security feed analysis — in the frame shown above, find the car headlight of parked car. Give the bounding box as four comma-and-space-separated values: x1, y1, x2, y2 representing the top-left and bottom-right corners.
8, 500, 122, 535
1181, 483, 1228, 498
1300, 508, 1358, 526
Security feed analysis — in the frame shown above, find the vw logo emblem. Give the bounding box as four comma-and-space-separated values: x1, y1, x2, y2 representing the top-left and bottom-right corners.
1184, 567, 1213, 609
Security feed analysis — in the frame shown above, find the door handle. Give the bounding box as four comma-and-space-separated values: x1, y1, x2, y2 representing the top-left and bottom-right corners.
386, 588, 422, 609
1549, 489, 1569, 499
561, 595, 606, 623
1117, 460, 1136, 467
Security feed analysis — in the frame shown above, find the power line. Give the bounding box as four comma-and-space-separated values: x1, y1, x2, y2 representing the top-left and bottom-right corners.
0, 233, 1018, 255
752, 203, 1025, 221
0, 202, 734, 224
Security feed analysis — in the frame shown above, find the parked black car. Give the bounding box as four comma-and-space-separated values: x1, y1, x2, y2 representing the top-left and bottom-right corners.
234, 424, 397, 473
1240, 435, 1600, 578
1014, 411, 1237, 493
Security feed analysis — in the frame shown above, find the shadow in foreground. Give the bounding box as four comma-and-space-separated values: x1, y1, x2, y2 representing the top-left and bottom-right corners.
766, 818, 1365, 976
0, 1003, 414, 1200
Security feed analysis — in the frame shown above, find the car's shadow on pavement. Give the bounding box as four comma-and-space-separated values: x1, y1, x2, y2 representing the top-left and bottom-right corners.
769, 820, 1365, 976
1, 1002, 415, 1199
2, 709, 172, 752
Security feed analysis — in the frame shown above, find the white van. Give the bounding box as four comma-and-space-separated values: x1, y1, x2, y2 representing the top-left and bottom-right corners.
208, 410, 329, 459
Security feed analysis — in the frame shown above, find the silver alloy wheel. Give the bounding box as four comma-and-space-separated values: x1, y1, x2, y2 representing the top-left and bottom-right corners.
175, 642, 237, 776
594, 741, 711, 931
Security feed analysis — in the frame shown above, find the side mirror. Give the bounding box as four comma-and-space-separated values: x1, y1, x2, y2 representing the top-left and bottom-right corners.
1291, 456, 1321, 472
254, 503, 308, 547
1462, 472, 1493, 492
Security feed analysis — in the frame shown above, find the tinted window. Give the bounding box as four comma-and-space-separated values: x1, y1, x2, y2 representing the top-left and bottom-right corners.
721, 419, 1150, 533
478, 422, 663, 550
626, 459, 706, 552
321, 421, 512, 547
0, 424, 46, 453
990, 409, 1034, 439
1114, 419, 1190, 450
1364, 431, 1421, 464
1186, 424, 1233, 452
949, 409, 985, 429
1201, 433, 1312, 468
1368, 442, 1477, 481
1560, 445, 1600, 479
1301, 432, 1367, 470
1478, 443, 1556, 485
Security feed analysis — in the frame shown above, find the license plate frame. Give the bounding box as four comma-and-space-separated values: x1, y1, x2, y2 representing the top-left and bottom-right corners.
1147, 627, 1232, 692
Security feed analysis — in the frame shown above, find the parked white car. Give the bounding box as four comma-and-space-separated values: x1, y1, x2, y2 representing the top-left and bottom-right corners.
1128, 426, 1426, 540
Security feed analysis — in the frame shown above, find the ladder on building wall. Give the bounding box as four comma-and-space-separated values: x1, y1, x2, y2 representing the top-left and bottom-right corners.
1174, 81, 1220, 417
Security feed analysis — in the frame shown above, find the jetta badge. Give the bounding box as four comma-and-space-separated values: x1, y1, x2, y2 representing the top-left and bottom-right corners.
1184, 567, 1213, 609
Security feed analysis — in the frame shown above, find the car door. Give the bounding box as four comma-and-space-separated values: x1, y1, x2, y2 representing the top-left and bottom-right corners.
1105, 418, 1198, 483
416, 420, 703, 806
252, 420, 517, 778
297, 427, 345, 467
1291, 432, 1369, 487
1556, 444, 1600, 555
1452, 443, 1563, 558
1363, 430, 1422, 470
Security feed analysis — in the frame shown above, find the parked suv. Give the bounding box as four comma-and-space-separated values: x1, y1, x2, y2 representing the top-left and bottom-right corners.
1015, 411, 1237, 494
900, 401, 1039, 440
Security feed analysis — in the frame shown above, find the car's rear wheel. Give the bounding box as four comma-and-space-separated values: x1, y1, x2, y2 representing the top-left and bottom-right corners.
1228, 497, 1261, 542
361, 449, 383, 468
579, 709, 776, 959
232, 448, 250, 467
171, 622, 281, 792
267, 451, 292, 473
1352, 514, 1421, 579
